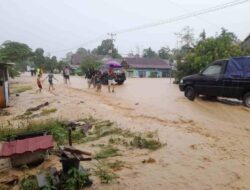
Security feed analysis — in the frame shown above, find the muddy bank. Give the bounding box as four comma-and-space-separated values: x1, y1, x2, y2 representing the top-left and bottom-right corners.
1, 74, 250, 190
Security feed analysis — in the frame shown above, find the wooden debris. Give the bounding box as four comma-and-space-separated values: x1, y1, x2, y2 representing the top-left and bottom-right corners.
26, 102, 49, 112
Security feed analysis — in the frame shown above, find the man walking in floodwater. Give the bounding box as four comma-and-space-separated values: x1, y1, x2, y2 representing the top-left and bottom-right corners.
64, 66, 70, 85
108, 68, 116, 93
85, 68, 93, 88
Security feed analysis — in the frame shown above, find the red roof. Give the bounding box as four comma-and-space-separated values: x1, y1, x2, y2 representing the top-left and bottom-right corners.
0, 135, 54, 158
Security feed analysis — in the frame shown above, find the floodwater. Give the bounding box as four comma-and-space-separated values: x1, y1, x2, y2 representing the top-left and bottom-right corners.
69, 75, 250, 129
2, 74, 250, 190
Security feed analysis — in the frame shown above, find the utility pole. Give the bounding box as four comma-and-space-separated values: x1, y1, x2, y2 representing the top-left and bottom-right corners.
174, 32, 182, 49
107, 33, 116, 55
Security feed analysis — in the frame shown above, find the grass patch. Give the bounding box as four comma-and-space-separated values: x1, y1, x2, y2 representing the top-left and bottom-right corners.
94, 162, 118, 184
95, 146, 121, 159
109, 137, 129, 147
41, 108, 57, 116
130, 136, 162, 150
106, 160, 125, 171
0, 120, 67, 144
11, 85, 32, 94
71, 130, 86, 144
0, 117, 163, 150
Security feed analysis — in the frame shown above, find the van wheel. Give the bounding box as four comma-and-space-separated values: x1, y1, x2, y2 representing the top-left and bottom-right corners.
243, 92, 250, 108
185, 86, 196, 101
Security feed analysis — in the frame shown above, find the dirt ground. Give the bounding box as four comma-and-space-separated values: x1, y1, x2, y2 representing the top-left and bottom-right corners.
1, 73, 250, 190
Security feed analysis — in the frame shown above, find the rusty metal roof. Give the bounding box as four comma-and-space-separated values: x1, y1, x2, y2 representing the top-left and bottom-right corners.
123, 58, 171, 69
0, 135, 54, 158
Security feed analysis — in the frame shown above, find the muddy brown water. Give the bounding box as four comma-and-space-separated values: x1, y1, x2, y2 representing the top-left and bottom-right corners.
69, 75, 250, 129
2, 73, 250, 190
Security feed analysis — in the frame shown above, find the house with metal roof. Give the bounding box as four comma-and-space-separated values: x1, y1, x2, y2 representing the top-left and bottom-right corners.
242, 34, 250, 49
121, 57, 172, 78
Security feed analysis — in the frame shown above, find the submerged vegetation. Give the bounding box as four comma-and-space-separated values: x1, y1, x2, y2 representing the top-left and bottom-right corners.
95, 146, 121, 159
41, 108, 57, 116
94, 162, 118, 184
0, 116, 164, 188
0, 117, 164, 150
10, 85, 32, 94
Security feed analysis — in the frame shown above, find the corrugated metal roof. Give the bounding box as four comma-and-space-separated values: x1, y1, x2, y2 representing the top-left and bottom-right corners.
0, 135, 54, 158
123, 57, 171, 69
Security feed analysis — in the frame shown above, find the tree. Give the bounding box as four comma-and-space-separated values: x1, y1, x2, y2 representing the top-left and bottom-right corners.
0, 41, 32, 77
199, 30, 206, 40
76, 48, 88, 55
0, 41, 32, 62
143, 47, 157, 58
175, 28, 250, 81
56, 60, 66, 72
65, 52, 73, 64
33, 48, 45, 69
96, 39, 121, 58
80, 56, 102, 74
158, 46, 171, 59
180, 26, 194, 48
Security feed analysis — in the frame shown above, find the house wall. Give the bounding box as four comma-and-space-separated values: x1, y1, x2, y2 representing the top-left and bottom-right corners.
242, 38, 250, 49
126, 68, 171, 78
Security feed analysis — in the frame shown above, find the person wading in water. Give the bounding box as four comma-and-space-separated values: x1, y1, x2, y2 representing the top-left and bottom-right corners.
45, 71, 58, 91
107, 68, 117, 93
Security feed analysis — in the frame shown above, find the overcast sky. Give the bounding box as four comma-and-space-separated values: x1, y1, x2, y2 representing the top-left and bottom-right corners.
0, 0, 249, 58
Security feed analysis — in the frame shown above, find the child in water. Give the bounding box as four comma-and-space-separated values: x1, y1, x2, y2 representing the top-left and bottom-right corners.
45, 71, 58, 91
95, 71, 102, 92
36, 74, 42, 93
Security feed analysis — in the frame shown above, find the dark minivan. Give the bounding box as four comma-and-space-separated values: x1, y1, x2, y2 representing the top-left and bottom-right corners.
179, 56, 250, 108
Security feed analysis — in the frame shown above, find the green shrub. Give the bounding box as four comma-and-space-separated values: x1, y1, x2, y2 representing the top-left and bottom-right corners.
20, 175, 39, 190
64, 168, 92, 190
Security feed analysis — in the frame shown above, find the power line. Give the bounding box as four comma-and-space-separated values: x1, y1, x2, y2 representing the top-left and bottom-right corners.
50, 34, 105, 53
51, 0, 249, 54
166, 0, 221, 29
115, 0, 249, 34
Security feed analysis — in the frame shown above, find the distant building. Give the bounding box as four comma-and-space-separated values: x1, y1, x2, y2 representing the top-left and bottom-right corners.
71, 53, 81, 66
121, 57, 172, 78
0, 63, 12, 108
242, 34, 250, 49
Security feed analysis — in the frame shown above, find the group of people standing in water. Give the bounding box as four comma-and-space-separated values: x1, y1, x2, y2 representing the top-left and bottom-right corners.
85, 68, 117, 93
35, 66, 117, 93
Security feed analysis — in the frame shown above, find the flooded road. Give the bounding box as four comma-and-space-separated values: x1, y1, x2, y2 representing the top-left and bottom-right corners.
3, 74, 250, 190
69, 75, 250, 129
